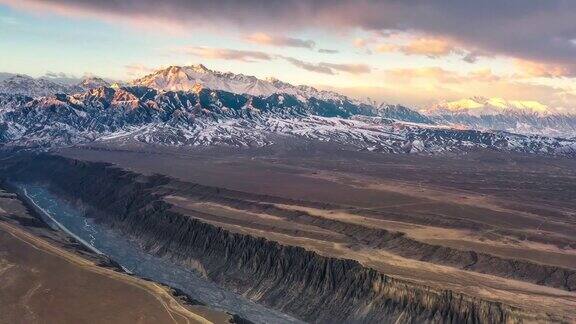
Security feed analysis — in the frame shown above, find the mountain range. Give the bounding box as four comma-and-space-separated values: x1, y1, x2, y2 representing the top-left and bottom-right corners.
0, 65, 574, 156
0, 74, 111, 98
426, 96, 576, 138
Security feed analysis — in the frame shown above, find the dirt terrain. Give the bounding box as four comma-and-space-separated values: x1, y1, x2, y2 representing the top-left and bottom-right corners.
52, 144, 576, 322
0, 189, 233, 324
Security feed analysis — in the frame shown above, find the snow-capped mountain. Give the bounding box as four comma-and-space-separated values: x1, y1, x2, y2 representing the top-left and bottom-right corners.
0, 75, 76, 98
78, 77, 110, 91
425, 97, 576, 138
0, 80, 574, 156
132, 65, 361, 103
0, 65, 574, 156
426, 96, 549, 116
0, 74, 113, 98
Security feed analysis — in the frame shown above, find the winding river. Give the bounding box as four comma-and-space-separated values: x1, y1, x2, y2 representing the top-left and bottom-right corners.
17, 183, 302, 324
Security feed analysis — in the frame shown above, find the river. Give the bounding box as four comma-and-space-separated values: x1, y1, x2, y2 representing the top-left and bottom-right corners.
17, 183, 302, 324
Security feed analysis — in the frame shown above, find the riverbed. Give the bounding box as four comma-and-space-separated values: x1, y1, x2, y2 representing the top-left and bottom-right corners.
17, 183, 302, 324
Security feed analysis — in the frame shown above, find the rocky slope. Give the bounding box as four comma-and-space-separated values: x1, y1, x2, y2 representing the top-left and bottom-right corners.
0, 75, 77, 98
1, 154, 561, 323
377, 104, 434, 124
170, 185, 576, 292
133, 65, 363, 103
0, 74, 113, 98
2, 68, 576, 143
0, 83, 574, 156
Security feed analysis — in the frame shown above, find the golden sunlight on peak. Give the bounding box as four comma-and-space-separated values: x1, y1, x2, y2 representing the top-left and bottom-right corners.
445, 98, 484, 110
507, 100, 548, 112
432, 97, 549, 114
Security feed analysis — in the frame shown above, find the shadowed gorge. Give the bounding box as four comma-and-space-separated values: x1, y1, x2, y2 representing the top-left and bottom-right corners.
1, 153, 572, 323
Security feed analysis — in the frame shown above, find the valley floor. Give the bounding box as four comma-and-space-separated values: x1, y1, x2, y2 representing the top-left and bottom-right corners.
0, 189, 232, 324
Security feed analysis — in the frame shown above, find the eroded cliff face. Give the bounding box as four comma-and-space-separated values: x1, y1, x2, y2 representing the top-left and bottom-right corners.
171, 188, 576, 292
0, 154, 555, 323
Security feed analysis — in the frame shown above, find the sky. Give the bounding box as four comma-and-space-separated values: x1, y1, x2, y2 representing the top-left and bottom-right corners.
1, 0, 576, 112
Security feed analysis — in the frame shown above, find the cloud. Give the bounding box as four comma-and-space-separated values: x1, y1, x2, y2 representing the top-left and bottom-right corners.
168, 45, 369, 75
5, 0, 576, 76
321, 63, 371, 74
282, 57, 334, 74
463, 51, 485, 63
353, 38, 369, 48
371, 66, 576, 111
375, 44, 397, 53
167, 45, 368, 75
327, 68, 570, 110
399, 38, 456, 58
281, 56, 370, 75
384, 67, 464, 84
375, 37, 484, 63
383, 67, 501, 86
318, 49, 339, 54
467, 68, 501, 82
125, 64, 157, 77
178, 46, 272, 62
44, 71, 69, 78
245, 33, 315, 49
514, 59, 572, 78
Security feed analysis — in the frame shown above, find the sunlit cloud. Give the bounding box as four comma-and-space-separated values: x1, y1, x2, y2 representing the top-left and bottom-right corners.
168, 45, 370, 75
321, 62, 371, 74
375, 36, 484, 63
3, 0, 576, 112
4, 0, 576, 73
353, 38, 369, 48
374, 44, 396, 53
281, 56, 370, 75
178, 46, 272, 62
514, 59, 573, 78
400, 38, 456, 58
245, 33, 315, 49
383, 67, 471, 84
351, 66, 572, 110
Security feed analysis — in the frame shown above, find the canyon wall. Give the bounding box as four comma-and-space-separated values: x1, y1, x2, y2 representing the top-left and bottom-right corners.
1, 154, 552, 323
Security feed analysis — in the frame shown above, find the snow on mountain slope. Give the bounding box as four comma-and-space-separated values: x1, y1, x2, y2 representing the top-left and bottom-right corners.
427, 96, 549, 116
377, 104, 434, 124
132, 65, 358, 103
0, 75, 75, 97
425, 97, 576, 138
0, 85, 573, 156
0, 65, 574, 155
0, 74, 114, 98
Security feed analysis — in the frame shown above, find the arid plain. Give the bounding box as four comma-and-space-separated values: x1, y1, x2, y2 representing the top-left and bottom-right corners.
54, 143, 576, 322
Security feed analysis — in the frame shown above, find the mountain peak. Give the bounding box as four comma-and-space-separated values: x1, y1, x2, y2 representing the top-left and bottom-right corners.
426, 97, 549, 116
79, 76, 110, 90
188, 64, 210, 73
130, 64, 354, 102
0, 74, 72, 97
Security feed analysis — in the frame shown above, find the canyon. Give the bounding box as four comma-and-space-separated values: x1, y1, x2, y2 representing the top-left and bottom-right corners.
2, 146, 575, 323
